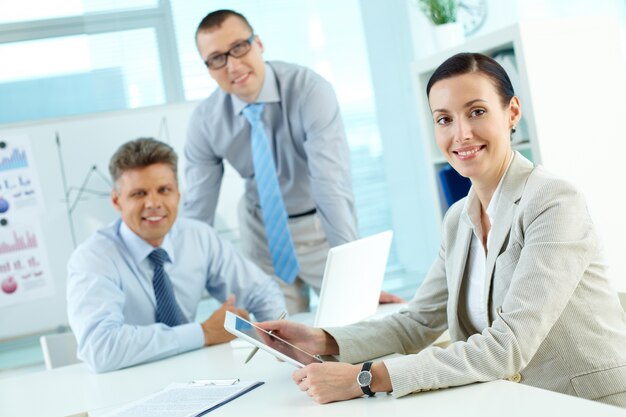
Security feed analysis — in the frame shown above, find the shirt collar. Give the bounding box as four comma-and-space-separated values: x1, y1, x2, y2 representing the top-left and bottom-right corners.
462, 151, 515, 229
118, 220, 175, 265
232, 62, 280, 115
486, 153, 514, 219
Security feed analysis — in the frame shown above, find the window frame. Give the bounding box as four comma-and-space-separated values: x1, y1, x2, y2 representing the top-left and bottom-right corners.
0, 0, 185, 103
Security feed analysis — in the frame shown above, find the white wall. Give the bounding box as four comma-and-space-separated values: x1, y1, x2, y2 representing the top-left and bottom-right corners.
408, 0, 626, 60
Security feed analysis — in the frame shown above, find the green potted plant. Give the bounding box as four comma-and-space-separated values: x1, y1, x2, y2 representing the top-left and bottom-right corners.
417, 0, 458, 25
416, 0, 464, 50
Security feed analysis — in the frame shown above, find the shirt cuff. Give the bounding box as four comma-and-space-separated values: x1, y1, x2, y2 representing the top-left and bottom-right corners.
172, 323, 205, 354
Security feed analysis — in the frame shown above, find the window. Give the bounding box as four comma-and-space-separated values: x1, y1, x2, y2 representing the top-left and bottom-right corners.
0, 0, 159, 24
0, 30, 164, 123
0, 1, 181, 123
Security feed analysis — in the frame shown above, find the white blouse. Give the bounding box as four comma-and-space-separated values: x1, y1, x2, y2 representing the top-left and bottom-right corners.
461, 155, 513, 332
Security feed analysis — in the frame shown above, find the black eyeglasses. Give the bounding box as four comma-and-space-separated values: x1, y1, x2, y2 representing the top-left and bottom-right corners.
204, 33, 256, 70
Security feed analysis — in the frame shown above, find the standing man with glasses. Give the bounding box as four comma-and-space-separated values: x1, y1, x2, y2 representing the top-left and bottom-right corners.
184, 9, 403, 314
67, 138, 286, 373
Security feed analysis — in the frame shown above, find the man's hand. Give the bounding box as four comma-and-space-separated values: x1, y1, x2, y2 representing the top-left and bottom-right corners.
256, 320, 338, 356
378, 290, 405, 304
201, 295, 250, 346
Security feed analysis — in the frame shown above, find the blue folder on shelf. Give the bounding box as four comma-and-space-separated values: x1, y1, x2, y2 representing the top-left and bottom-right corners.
438, 165, 472, 208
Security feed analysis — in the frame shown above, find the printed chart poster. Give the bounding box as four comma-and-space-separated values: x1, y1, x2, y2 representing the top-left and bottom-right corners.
0, 134, 54, 307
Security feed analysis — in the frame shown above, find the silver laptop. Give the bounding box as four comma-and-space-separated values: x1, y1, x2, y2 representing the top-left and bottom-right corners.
313, 230, 393, 327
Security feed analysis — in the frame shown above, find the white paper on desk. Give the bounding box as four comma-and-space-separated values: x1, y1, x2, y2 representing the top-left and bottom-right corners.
102, 380, 263, 417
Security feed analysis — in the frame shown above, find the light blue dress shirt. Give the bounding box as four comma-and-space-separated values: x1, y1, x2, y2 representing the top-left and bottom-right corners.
67, 218, 286, 373
184, 61, 358, 247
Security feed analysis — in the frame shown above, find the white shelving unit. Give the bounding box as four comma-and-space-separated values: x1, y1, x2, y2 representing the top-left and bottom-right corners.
413, 23, 541, 218
413, 16, 626, 291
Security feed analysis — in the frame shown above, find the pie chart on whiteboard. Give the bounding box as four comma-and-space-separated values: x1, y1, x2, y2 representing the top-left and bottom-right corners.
0, 197, 9, 214
1, 277, 17, 294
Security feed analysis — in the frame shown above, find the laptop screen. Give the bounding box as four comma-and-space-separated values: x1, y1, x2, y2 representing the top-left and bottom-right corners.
314, 230, 393, 327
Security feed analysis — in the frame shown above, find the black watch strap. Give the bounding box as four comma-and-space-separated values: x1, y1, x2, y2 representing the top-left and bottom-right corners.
359, 361, 375, 397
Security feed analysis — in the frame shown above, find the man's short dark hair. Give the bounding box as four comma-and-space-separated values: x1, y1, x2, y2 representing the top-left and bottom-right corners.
108, 138, 178, 185
195, 9, 253, 39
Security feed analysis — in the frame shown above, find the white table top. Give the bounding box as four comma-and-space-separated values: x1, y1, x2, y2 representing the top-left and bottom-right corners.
1, 339, 625, 417
2, 304, 625, 416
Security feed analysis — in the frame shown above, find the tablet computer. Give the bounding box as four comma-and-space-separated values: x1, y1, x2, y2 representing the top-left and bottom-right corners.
224, 311, 323, 368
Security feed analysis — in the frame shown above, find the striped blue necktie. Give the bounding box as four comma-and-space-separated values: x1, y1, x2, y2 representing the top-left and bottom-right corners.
148, 248, 187, 327
243, 103, 300, 284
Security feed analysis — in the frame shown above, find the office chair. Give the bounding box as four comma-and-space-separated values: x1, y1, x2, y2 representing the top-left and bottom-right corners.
39, 332, 80, 370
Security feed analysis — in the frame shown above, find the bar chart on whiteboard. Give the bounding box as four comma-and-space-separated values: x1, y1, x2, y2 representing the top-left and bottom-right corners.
0, 134, 54, 308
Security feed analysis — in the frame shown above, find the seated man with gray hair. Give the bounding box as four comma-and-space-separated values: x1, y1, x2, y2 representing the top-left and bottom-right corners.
67, 137, 286, 373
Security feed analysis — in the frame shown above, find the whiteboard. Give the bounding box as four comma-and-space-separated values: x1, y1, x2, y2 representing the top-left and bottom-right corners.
0, 101, 244, 340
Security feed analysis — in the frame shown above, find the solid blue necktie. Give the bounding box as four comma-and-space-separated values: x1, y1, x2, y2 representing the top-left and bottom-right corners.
243, 103, 300, 284
148, 248, 187, 327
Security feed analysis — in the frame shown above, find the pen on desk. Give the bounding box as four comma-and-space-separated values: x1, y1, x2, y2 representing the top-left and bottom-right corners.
244, 311, 287, 364
190, 378, 239, 386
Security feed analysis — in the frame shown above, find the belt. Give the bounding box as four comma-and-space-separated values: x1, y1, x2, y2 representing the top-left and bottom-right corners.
288, 208, 316, 219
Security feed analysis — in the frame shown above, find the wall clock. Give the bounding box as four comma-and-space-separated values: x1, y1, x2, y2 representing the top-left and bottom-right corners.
459, 0, 488, 36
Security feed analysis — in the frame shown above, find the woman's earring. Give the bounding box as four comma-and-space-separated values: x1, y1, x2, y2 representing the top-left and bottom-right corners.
511, 124, 517, 134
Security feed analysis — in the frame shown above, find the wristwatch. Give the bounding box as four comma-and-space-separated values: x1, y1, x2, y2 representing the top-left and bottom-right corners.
356, 361, 375, 397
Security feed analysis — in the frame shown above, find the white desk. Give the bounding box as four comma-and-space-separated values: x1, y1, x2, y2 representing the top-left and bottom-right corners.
1, 340, 625, 417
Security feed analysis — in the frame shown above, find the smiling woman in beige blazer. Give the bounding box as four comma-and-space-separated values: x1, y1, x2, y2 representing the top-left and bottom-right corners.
258, 52, 626, 407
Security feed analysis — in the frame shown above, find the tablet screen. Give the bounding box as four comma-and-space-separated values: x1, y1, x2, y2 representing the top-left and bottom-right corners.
233, 315, 323, 366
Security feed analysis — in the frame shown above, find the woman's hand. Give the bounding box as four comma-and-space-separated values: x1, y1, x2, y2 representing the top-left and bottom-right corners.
292, 362, 363, 404
256, 320, 339, 355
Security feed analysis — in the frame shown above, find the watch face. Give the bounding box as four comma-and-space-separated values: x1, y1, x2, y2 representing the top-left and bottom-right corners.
357, 371, 372, 387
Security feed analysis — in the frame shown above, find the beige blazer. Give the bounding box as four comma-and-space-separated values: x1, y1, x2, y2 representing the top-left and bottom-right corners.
327, 153, 626, 407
